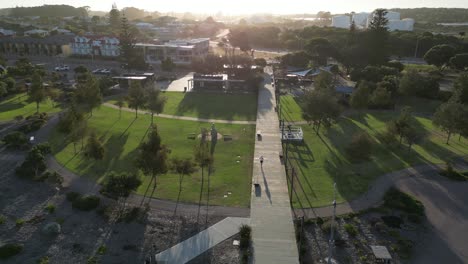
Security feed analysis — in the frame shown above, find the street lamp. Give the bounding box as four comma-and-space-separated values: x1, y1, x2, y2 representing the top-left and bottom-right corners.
327, 182, 337, 264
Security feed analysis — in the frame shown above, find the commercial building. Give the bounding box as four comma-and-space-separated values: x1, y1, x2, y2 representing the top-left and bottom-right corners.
24, 29, 49, 37
0, 29, 16, 37
0, 35, 73, 56
135, 38, 209, 65
71, 36, 120, 57
331, 15, 351, 29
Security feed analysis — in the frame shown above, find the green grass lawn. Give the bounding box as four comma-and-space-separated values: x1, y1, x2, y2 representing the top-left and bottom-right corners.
49, 106, 255, 207
0, 93, 61, 121
403, 64, 438, 73
279, 95, 305, 122
107, 91, 258, 121
286, 112, 468, 208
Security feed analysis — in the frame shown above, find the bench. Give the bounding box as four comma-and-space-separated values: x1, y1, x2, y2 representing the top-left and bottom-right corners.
187, 133, 196, 139
223, 134, 232, 141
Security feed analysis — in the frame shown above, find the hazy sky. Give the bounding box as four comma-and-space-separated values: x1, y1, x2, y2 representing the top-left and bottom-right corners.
2, 0, 468, 14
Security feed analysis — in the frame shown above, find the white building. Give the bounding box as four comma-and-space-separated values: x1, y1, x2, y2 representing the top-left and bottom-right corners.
351, 12, 370, 28
71, 36, 120, 57
388, 18, 415, 31
136, 38, 210, 65
24, 29, 49, 37
0, 28, 16, 37
331, 15, 351, 29
385, 11, 401, 21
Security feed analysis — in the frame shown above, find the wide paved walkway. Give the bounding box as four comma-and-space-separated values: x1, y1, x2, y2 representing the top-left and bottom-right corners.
249, 73, 299, 263
155, 217, 250, 264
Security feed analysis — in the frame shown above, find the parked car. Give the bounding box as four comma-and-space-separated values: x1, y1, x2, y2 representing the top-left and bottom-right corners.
55, 65, 69, 71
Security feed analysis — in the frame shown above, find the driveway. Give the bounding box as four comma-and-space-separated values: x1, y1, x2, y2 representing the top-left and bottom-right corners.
395, 174, 468, 263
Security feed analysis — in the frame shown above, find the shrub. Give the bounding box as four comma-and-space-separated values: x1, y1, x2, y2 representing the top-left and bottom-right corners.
2, 131, 28, 149
0, 243, 23, 259
87, 256, 97, 264
72, 195, 100, 211
37, 256, 49, 264
119, 207, 143, 223
344, 223, 358, 237
316, 217, 324, 225
0, 215, 5, 224
66, 192, 82, 202
381, 215, 403, 228
15, 219, 25, 227
440, 163, 468, 181
321, 220, 337, 234
345, 131, 373, 162
383, 188, 424, 216
97, 244, 107, 255
239, 224, 252, 249
45, 204, 55, 214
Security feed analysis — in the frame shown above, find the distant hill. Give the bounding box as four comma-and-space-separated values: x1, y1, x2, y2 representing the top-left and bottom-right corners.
391, 8, 468, 23
4, 5, 87, 17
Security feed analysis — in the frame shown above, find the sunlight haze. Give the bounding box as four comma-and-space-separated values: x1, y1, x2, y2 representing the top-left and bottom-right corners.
2, 0, 468, 14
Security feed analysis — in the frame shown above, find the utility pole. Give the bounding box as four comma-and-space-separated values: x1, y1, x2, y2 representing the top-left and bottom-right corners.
327, 182, 337, 264
414, 37, 420, 58
290, 167, 295, 206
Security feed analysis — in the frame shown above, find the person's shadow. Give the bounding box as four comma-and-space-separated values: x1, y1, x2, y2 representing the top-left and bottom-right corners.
261, 165, 272, 204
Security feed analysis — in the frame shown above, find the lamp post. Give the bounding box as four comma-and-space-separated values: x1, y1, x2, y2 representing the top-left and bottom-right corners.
327, 182, 337, 264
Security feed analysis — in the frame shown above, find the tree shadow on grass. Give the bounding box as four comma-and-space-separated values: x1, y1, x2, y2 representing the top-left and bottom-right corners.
77, 133, 131, 182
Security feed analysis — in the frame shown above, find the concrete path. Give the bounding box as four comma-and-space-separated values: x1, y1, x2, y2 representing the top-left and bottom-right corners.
295, 160, 468, 219
102, 103, 256, 125
249, 73, 299, 263
155, 217, 250, 264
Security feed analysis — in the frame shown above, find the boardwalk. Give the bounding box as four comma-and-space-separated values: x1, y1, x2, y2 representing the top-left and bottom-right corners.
155, 217, 250, 264
249, 73, 299, 263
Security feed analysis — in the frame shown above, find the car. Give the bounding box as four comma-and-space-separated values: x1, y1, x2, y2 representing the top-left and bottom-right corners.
92, 68, 103, 74
55, 65, 69, 71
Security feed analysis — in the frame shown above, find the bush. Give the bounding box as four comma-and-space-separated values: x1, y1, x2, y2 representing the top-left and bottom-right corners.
97, 244, 107, 255
0, 243, 23, 259
72, 195, 100, 211
239, 224, 251, 249
45, 204, 55, 214
0, 215, 5, 224
2, 131, 29, 149
15, 219, 25, 227
37, 256, 49, 264
119, 207, 143, 223
66, 192, 82, 202
344, 223, 358, 237
321, 220, 337, 234
381, 215, 403, 228
316, 217, 324, 225
383, 188, 424, 216
345, 131, 373, 162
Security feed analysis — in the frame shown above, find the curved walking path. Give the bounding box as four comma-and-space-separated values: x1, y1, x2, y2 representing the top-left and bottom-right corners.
103, 103, 256, 125
294, 159, 468, 219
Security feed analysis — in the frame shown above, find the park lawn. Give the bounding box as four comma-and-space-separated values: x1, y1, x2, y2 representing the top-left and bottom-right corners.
403, 64, 438, 73
49, 106, 255, 207
279, 95, 306, 122
0, 93, 61, 121
287, 112, 468, 208
106, 91, 258, 121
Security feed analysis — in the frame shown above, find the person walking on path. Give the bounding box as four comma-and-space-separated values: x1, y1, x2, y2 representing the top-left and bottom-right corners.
260, 156, 264, 167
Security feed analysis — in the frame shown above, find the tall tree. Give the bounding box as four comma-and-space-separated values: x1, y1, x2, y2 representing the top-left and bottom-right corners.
127, 81, 146, 118
28, 73, 46, 113
449, 53, 468, 70
119, 15, 137, 70
367, 9, 389, 65
387, 106, 412, 146
146, 89, 167, 125
84, 132, 105, 160
305, 38, 337, 66
115, 97, 125, 118
135, 126, 170, 204
424, 44, 456, 70
74, 73, 102, 116
109, 5, 121, 31
453, 73, 468, 105
302, 90, 342, 134
314, 71, 334, 92
433, 101, 467, 144
350, 81, 373, 109
171, 157, 197, 195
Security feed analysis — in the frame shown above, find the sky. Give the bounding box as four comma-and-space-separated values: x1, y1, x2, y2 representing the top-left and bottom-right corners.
1, 0, 468, 15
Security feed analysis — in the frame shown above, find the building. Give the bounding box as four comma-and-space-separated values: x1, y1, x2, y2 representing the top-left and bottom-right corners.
71, 36, 120, 57
24, 29, 49, 37
331, 15, 351, 29
135, 38, 209, 65
351, 12, 370, 28
0, 29, 16, 37
388, 18, 415, 31
0, 35, 74, 56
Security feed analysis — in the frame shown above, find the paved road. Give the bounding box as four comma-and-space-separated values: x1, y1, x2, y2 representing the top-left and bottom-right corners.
249, 72, 299, 263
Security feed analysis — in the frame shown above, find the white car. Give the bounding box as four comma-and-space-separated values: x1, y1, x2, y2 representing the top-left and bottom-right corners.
55, 65, 69, 71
